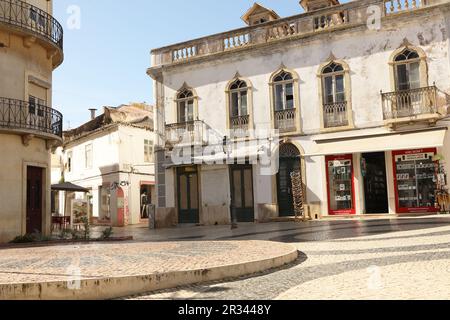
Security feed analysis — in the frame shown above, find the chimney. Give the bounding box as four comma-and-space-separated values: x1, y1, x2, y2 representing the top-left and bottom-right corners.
88, 108, 97, 120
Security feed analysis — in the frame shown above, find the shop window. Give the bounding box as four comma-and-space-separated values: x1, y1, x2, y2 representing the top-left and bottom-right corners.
99, 186, 111, 221
140, 184, 152, 219
326, 154, 355, 215
393, 149, 438, 213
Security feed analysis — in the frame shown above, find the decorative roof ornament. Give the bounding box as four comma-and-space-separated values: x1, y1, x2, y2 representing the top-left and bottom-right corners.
241, 3, 280, 26
300, 0, 340, 12
327, 51, 337, 62
401, 38, 413, 48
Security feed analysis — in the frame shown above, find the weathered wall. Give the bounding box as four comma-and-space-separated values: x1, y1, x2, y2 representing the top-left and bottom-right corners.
62, 125, 156, 226
0, 134, 50, 242
157, 5, 450, 219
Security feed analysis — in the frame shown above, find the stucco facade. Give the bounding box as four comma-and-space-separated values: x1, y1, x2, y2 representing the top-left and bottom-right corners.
0, 0, 63, 242
149, 0, 450, 227
52, 106, 156, 227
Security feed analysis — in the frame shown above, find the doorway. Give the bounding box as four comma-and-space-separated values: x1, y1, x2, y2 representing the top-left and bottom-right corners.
277, 144, 301, 217
230, 164, 254, 222
26, 166, 43, 234
177, 166, 199, 224
362, 152, 389, 214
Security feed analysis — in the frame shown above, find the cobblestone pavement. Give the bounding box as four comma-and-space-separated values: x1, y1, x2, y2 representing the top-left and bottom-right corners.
126, 216, 450, 300
0, 241, 294, 284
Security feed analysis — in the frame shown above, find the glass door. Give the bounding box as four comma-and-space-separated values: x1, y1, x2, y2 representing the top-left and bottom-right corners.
326, 154, 356, 215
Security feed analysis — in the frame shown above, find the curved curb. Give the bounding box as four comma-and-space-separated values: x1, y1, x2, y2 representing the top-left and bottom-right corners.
0, 244, 298, 300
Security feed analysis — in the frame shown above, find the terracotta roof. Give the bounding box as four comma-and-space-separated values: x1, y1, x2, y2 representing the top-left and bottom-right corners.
64, 104, 154, 141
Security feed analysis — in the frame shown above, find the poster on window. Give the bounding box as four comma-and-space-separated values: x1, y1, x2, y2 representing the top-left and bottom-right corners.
393, 148, 439, 214
326, 154, 356, 215
71, 199, 89, 226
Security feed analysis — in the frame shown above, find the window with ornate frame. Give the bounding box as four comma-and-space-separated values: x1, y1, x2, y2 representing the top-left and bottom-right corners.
385, 44, 431, 121
176, 88, 195, 123
226, 76, 253, 135
318, 59, 353, 131
269, 68, 301, 133
229, 79, 248, 118
393, 48, 422, 91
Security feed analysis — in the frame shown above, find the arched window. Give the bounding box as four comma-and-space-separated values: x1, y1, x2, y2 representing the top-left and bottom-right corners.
273, 71, 294, 112
319, 60, 351, 129
229, 79, 248, 118
322, 62, 345, 105
176, 88, 194, 123
394, 49, 421, 91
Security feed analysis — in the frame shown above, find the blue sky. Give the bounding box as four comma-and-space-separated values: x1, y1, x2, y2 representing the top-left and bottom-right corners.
52, 0, 342, 128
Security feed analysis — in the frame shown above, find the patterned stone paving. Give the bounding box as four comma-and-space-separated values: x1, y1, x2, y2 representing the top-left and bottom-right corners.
0, 241, 294, 284
126, 216, 450, 300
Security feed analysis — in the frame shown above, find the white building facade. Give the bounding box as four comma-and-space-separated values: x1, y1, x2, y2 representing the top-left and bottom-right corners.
52, 105, 156, 227
148, 0, 450, 227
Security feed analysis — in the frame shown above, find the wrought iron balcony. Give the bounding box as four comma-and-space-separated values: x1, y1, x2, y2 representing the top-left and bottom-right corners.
0, 0, 63, 64
381, 86, 449, 123
274, 108, 297, 133
323, 102, 349, 128
165, 120, 209, 147
0, 97, 63, 140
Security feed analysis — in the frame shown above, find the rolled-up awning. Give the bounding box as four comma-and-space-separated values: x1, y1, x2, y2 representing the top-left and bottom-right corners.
305, 127, 447, 157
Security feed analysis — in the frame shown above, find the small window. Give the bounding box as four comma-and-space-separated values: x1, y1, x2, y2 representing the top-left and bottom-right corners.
144, 140, 154, 163
67, 151, 73, 172
85, 144, 93, 169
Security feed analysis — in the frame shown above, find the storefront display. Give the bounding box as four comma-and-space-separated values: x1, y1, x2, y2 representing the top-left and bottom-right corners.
326, 154, 355, 215
393, 148, 439, 213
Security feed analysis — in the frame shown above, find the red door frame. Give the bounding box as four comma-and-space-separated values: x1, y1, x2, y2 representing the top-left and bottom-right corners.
325, 154, 356, 215
392, 148, 439, 214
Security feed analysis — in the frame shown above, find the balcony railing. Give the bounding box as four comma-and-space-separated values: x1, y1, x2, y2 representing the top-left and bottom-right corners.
230, 115, 250, 137
150, 0, 432, 68
381, 85, 448, 120
0, 97, 63, 138
0, 0, 63, 51
274, 109, 297, 133
165, 120, 209, 146
324, 102, 349, 128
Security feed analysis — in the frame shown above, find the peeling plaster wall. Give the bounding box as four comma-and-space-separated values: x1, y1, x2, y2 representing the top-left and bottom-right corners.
161, 10, 450, 136
158, 5, 450, 219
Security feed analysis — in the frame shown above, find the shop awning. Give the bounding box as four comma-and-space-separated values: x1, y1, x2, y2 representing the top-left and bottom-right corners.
305, 127, 447, 157
51, 182, 89, 193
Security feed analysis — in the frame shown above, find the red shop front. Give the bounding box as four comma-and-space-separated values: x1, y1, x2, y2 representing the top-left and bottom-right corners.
393, 148, 439, 214
326, 154, 356, 215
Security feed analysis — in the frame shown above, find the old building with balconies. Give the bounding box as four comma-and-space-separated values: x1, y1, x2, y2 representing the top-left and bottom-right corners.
148, 0, 450, 227
0, 0, 63, 242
